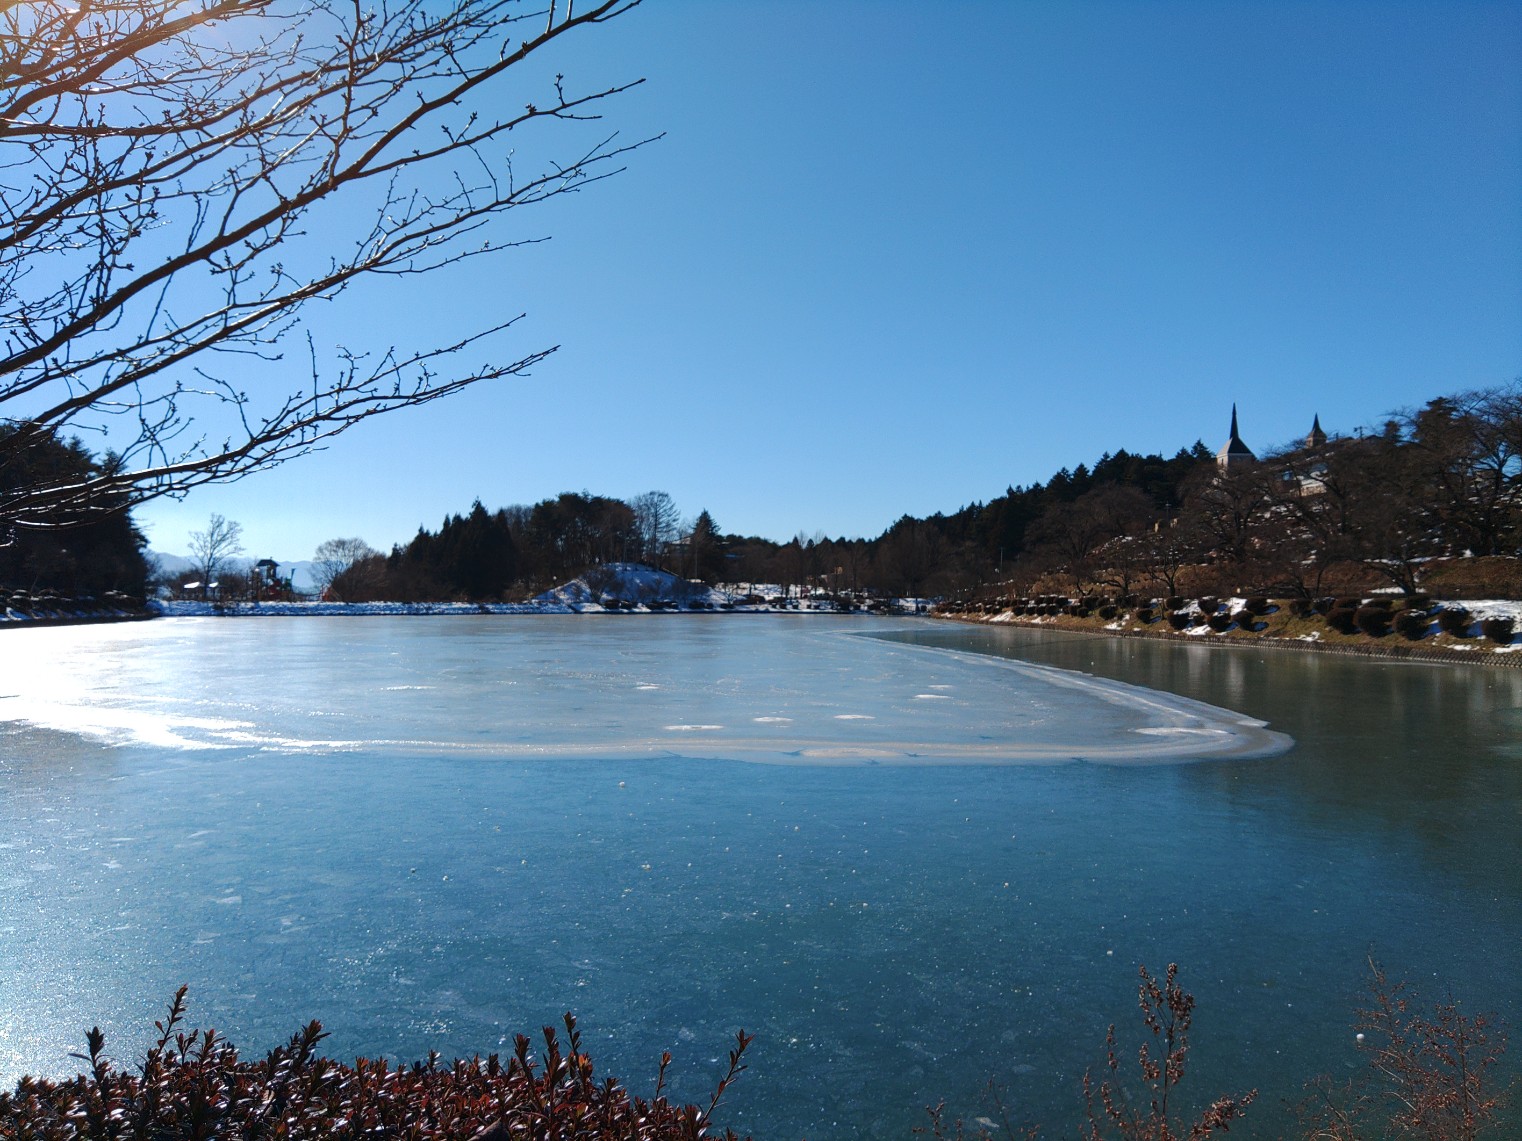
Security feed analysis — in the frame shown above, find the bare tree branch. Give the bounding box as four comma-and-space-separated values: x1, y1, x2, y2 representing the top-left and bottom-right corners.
0, 0, 652, 526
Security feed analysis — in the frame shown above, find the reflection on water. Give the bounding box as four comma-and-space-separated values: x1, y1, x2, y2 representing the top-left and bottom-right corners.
885, 625, 1522, 896
0, 618, 1518, 1140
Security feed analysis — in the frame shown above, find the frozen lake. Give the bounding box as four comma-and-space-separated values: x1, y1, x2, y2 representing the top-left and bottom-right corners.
1, 616, 1518, 1138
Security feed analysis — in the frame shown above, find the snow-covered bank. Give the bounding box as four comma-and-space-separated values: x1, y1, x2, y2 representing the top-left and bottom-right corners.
139, 564, 920, 618
150, 599, 571, 617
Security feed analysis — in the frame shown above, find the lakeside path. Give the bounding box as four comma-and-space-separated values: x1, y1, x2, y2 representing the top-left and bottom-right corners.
934, 608, 1522, 669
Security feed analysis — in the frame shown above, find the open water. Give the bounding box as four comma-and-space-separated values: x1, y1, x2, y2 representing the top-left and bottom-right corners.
0, 616, 1518, 1138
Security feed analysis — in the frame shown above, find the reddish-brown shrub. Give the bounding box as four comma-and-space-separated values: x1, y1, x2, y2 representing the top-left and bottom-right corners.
0, 990, 751, 1141
1084, 965, 1256, 1141
1298, 960, 1509, 1141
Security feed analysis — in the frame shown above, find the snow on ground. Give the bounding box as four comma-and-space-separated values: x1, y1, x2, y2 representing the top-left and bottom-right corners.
148, 599, 567, 617
971, 595, 1522, 651
533, 563, 730, 608
140, 564, 897, 617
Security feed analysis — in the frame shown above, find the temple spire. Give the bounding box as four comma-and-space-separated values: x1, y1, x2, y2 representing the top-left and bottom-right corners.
1216, 404, 1255, 468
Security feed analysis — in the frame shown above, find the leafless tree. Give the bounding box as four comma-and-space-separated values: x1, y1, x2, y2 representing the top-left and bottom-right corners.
312, 535, 379, 596
1026, 485, 1153, 595
1176, 462, 1274, 592
1399, 387, 1522, 558
630, 489, 680, 567
187, 512, 243, 597
0, 0, 649, 530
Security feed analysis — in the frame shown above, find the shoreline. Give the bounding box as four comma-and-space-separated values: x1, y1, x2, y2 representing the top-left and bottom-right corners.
10, 602, 1516, 671
0, 609, 155, 630
933, 610, 1522, 669
0, 601, 886, 628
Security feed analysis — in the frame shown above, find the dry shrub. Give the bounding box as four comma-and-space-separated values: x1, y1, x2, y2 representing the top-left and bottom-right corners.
0, 988, 751, 1141
1083, 964, 1256, 1141
1298, 960, 1509, 1141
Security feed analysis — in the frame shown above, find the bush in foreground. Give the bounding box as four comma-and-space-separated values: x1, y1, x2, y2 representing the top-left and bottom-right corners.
4, 966, 1510, 1141
924, 962, 1510, 1141
0, 989, 751, 1141
1297, 960, 1510, 1141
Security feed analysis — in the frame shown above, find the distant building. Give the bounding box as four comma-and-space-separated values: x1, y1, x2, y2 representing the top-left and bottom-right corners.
1307, 413, 1327, 450
1216, 404, 1256, 469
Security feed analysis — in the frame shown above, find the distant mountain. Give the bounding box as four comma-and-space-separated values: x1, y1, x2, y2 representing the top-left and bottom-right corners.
147, 551, 194, 576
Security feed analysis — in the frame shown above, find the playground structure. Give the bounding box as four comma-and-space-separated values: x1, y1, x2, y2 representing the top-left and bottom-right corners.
252, 559, 296, 602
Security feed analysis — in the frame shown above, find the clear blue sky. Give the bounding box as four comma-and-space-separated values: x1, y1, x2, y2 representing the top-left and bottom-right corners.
137, 0, 1522, 561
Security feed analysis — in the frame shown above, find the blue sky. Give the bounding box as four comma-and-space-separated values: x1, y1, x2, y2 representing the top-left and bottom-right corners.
136, 0, 1522, 560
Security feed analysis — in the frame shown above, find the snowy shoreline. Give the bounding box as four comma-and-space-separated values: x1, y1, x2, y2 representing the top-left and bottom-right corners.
938, 603, 1522, 668
143, 599, 862, 618
2, 563, 923, 626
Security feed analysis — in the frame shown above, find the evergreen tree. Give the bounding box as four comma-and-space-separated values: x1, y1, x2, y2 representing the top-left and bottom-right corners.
687, 510, 725, 583
0, 427, 147, 597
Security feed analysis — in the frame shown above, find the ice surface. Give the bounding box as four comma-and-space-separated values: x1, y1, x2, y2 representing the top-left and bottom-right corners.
0, 617, 1288, 764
